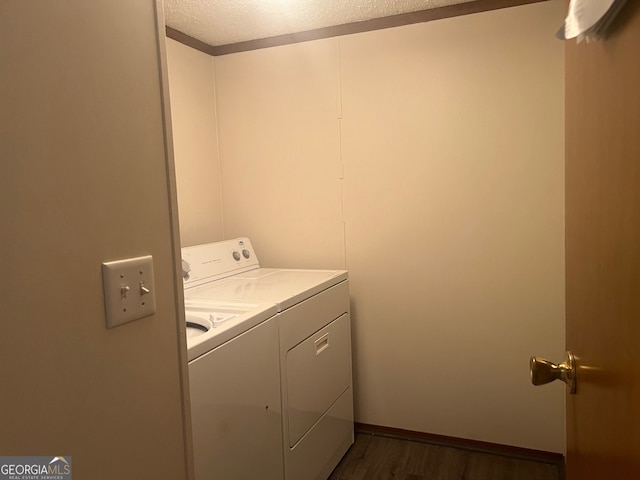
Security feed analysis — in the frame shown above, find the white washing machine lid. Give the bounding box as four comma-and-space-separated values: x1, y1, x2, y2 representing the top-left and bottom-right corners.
184, 268, 348, 311
184, 300, 278, 361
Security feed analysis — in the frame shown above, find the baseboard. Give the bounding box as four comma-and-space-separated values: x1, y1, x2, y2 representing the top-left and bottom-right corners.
354, 423, 565, 467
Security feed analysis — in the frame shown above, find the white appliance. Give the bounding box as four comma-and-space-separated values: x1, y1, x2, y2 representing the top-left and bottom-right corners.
184, 296, 282, 479
183, 237, 354, 480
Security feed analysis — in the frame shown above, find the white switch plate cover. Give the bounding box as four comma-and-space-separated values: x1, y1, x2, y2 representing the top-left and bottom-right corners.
102, 255, 156, 329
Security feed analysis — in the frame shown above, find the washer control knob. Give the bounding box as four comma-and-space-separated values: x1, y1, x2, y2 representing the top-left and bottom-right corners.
242, 249, 251, 259
232, 251, 241, 261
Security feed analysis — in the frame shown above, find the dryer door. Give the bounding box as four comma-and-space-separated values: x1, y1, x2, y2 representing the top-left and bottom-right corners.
286, 313, 351, 446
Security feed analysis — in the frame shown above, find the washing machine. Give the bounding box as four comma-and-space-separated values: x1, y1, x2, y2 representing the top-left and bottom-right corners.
182, 238, 354, 480
184, 290, 282, 479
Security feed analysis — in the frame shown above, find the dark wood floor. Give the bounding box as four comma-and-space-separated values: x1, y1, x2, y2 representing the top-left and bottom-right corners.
329, 433, 563, 480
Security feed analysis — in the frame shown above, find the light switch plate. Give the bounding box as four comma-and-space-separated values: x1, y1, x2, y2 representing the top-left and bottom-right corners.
102, 255, 156, 329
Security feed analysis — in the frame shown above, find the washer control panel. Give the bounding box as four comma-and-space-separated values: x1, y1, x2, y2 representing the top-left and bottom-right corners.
231, 247, 251, 261
230, 238, 254, 262
182, 238, 259, 288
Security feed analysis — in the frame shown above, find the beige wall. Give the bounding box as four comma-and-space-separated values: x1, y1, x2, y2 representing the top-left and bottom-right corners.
340, 4, 565, 453
166, 38, 224, 246
1, 2, 191, 478
173, 1, 566, 452
215, 39, 346, 269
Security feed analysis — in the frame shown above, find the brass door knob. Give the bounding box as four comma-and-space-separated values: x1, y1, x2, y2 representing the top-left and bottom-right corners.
530, 351, 576, 394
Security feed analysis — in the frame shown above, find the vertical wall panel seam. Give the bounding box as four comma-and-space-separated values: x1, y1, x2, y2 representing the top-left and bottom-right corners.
211, 56, 225, 238
337, 38, 348, 270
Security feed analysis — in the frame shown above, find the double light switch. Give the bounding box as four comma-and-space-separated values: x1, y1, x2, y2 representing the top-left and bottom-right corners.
102, 255, 156, 329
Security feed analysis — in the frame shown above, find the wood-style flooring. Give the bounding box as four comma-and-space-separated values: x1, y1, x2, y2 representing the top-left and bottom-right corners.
329, 433, 563, 480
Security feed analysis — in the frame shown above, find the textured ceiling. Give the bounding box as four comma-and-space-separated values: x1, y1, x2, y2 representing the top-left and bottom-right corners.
163, 0, 477, 47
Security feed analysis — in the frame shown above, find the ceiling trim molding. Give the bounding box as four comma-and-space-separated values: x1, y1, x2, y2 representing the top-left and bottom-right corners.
166, 0, 550, 57
166, 26, 217, 55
